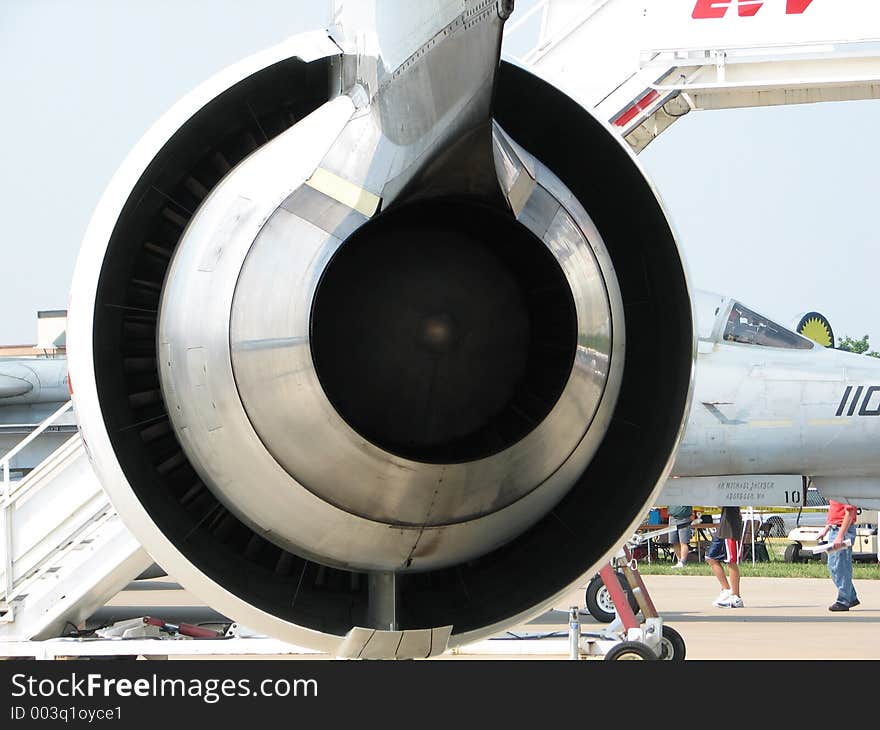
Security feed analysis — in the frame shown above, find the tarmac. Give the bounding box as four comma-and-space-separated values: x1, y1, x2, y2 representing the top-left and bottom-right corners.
503, 573, 880, 660
99, 572, 880, 660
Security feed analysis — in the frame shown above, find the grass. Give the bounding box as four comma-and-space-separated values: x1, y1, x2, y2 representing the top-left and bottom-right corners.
637, 561, 880, 579
636, 538, 880, 579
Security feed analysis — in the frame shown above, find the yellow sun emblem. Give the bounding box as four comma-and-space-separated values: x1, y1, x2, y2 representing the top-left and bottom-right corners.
799, 316, 833, 348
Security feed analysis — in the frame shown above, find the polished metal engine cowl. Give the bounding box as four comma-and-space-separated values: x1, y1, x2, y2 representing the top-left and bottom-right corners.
68, 2, 694, 657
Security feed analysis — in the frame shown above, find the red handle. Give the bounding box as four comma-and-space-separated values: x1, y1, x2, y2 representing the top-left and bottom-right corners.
143, 616, 222, 638
177, 622, 223, 638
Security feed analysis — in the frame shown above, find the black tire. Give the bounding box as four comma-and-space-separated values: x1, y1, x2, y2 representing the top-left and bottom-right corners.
604, 641, 658, 661
657, 625, 686, 661
783, 542, 801, 563
584, 572, 640, 623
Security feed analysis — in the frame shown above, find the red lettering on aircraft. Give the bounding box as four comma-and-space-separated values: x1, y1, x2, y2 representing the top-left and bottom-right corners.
692, 0, 729, 19
692, 0, 763, 18
692, 0, 814, 19
785, 0, 814, 13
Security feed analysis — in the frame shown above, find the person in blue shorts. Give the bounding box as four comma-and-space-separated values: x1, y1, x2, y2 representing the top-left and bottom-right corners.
706, 506, 743, 608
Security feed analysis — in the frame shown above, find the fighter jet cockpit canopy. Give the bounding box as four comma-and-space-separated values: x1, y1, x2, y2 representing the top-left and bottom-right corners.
723, 300, 814, 350
724, 302, 814, 350
695, 291, 815, 350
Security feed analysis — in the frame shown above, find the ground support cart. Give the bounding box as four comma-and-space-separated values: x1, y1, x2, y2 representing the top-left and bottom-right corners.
571, 541, 686, 660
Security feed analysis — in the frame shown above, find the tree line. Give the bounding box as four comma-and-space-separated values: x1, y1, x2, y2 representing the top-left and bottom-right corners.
837, 334, 880, 358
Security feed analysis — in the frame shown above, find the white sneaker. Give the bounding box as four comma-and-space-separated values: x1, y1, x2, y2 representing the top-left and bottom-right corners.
673, 561, 686, 569
717, 594, 744, 609
712, 589, 732, 607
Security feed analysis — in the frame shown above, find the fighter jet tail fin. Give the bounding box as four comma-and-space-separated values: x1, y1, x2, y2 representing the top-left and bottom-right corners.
795, 311, 835, 348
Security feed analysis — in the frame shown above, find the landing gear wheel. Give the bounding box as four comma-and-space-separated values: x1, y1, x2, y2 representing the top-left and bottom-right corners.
656, 625, 686, 661
604, 641, 658, 661
783, 543, 801, 563
585, 572, 640, 623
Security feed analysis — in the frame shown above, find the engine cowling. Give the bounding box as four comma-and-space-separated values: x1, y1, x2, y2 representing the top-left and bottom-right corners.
67, 19, 694, 657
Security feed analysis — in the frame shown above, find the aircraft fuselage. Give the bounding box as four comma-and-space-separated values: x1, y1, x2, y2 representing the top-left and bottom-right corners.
665, 292, 880, 509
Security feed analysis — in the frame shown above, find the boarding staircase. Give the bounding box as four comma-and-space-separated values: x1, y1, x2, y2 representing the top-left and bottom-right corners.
516, 0, 880, 153
0, 401, 152, 641
508, 0, 683, 149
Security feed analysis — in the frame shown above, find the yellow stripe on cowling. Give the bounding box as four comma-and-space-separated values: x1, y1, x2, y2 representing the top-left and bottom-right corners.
305, 168, 381, 218
748, 419, 793, 428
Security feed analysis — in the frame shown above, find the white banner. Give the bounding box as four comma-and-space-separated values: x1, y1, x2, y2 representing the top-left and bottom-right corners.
658, 474, 805, 507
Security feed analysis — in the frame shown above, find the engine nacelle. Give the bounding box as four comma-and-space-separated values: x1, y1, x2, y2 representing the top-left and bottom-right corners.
68, 19, 693, 657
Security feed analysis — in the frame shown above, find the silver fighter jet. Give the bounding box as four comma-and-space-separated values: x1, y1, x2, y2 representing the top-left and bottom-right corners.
660, 290, 880, 510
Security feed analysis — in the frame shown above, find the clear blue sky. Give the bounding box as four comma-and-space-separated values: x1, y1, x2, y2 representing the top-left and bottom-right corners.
1, 0, 878, 348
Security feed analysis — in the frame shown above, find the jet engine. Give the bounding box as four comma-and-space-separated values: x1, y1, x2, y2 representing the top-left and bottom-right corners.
67, 3, 694, 658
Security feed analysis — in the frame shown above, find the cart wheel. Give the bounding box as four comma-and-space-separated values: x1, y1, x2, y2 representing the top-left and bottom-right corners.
656, 625, 686, 661
783, 543, 801, 563
584, 572, 640, 623
604, 641, 658, 661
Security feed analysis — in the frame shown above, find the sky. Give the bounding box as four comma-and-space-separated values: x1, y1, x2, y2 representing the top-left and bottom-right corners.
1, 0, 878, 349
